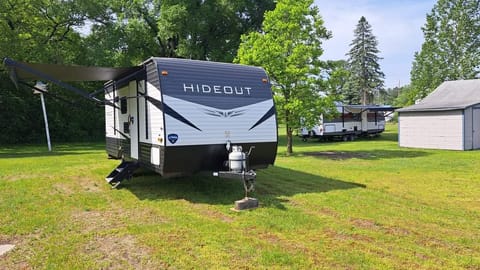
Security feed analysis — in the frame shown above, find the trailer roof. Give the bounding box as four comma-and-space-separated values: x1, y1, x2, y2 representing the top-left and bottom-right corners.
3, 58, 141, 82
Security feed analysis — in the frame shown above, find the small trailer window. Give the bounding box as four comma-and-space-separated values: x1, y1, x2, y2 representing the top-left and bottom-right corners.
123, 122, 129, 134
120, 97, 127, 114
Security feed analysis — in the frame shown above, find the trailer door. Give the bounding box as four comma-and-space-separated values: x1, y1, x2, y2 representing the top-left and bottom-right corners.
129, 81, 139, 159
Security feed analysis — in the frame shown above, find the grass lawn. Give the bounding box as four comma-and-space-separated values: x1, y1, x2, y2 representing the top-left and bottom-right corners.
0, 124, 479, 269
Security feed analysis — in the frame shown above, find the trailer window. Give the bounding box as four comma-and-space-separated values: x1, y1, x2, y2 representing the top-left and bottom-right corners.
120, 97, 127, 114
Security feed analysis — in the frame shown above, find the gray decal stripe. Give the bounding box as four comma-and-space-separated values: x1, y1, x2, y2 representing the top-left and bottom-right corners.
249, 105, 275, 130
145, 96, 202, 131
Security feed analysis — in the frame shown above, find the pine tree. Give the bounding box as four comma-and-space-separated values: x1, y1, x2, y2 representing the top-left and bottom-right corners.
410, 0, 480, 104
345, 16, 384, 105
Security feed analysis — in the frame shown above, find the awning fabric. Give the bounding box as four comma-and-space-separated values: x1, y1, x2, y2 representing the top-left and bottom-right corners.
342, 104, 397, 113
3, 58, 141, 82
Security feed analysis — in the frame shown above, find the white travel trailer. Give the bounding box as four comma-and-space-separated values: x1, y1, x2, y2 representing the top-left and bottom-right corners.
300, 103, 395, 141
4, 57, 278, 196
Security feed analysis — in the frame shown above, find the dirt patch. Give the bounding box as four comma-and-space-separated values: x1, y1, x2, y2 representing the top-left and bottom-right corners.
323, 228, 374, 242
0, 235, 13, 246
350, 218, 380, 230
83, 234, 167, 269
383, 226, 411, 236
52, 182, 75, 195
71, 210, 124, 232
256, 231, 322, 265
126, 207, 170, 225
304, 151, 371, 160
71, 208, 169, 233
318, 207, 341, 218
76, 176, 103, 193
52, 175, 103, 195
189, 203, 234, 223
0, 232, 43, 270
2, 174, 32, 182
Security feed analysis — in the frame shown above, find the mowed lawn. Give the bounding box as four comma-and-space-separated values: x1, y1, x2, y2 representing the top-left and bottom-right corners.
0, 124, 479, 269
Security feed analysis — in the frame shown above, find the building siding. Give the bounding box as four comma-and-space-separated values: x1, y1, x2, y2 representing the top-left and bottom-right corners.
464, 107, 473, 150
399, 110, 464, 150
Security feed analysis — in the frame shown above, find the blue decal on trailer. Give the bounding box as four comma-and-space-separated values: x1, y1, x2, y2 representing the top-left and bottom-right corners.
168, 134, 179, 144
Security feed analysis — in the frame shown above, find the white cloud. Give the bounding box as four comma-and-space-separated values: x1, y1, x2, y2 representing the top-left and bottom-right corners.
314, 0, 436, 88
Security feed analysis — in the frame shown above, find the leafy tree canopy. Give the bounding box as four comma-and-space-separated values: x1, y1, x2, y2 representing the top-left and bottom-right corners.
0, 0, 275, 144
409, 0, 479, 105
80, 0, 275, 66
235, 0, 334, 155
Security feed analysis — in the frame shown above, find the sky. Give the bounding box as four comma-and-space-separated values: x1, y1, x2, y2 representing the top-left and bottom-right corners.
313, 0, 437, 88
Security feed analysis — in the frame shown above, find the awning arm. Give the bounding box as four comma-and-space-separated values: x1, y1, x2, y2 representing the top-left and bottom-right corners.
18, 81, 75, 105
3, 58, 116, 108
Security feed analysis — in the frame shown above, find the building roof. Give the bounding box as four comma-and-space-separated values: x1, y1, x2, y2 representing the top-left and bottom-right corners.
397, 79, 480, 112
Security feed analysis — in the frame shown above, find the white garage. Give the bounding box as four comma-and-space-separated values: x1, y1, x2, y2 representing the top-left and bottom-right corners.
398, 79, 480, 150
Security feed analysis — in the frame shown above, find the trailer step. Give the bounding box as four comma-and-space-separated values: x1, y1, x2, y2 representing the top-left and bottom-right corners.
105, 160, 139, 188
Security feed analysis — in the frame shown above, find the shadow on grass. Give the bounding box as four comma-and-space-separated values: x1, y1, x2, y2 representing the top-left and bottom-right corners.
283, 130, 399, 150
0, 142, 105, 159
301, 149, 430, 160
122, 166, 365, 209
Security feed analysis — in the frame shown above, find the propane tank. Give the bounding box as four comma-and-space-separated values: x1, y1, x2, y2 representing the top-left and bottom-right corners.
229, 146, 246, 172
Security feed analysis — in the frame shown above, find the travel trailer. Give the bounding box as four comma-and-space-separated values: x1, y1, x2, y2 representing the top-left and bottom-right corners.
4, 57, 278, 197
300, 103, 395, 141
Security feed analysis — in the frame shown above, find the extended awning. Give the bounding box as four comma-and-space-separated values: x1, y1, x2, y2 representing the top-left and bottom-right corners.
3, 58, 141, 82
3, 58, 142, 107
342, 105, 397, 113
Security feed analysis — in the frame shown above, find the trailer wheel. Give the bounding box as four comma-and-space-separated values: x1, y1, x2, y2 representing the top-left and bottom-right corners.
302, 137, 307, 142
342, 135, 348, 141
349, 135, 354, 141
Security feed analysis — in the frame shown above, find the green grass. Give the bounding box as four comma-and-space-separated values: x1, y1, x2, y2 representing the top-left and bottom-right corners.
0, 125, 479, 269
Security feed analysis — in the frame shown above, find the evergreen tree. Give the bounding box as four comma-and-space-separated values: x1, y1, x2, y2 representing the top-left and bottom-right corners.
345, 16, 384, 105
409, 0, 480, 103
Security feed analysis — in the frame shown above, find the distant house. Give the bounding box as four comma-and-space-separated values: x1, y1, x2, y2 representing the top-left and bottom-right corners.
398, 79, 480, 150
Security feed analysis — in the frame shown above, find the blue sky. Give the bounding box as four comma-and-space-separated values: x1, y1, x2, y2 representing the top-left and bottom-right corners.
313, 0, 437, 88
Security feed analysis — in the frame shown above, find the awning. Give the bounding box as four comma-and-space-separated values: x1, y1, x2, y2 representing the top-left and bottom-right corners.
3, 58, 141, 82
2, 58, 141, 107
342, 105, 397, 113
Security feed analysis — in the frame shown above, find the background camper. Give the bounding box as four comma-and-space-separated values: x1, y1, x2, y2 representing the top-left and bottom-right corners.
300, 103, 395, 141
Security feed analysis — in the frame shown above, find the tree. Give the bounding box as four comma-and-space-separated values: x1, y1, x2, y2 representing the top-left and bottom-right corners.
320, 60, 350, 101
392, 84, 416, 107
235, 0, 333, 155
0, 0, 105, 144
345, 16, 384, 105
0, 0, 275, 144
409, 0, 479, 104
80, 0, 276, 67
